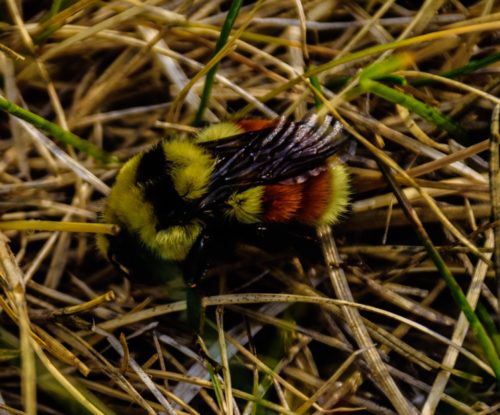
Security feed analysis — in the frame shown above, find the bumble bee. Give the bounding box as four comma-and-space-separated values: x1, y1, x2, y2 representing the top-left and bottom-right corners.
97, 116, 349, 313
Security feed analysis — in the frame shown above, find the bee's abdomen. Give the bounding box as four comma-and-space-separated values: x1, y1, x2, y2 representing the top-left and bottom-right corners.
262, 182, 304, 222
225, 163, 349, 226
261, 163, 349, 226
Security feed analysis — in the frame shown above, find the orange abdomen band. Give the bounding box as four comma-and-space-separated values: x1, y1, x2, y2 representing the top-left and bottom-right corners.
262, 169, 333, 224
263, 183, 304, 222
296, 170, 332, 224
237, 119, 280, 132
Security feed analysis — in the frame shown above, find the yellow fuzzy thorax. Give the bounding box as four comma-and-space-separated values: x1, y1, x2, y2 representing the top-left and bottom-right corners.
163, 140, 214, 200
196, 122, 244, 142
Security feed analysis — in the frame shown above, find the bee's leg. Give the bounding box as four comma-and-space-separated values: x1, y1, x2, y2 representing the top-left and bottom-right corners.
182, 232, 211, 335
182, 232, 222, 371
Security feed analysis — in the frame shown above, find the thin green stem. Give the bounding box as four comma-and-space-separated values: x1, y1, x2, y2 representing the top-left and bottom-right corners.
194, 0, 243, 126
0, 96, 115, 162
412, 52, 500, 87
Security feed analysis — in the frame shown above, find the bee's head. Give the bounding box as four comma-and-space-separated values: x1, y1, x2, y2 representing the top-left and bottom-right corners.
96, 227, 183, 284
96, 228, 133, 276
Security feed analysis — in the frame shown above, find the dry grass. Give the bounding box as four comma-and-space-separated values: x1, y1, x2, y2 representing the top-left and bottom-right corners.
1, 1, 500, 414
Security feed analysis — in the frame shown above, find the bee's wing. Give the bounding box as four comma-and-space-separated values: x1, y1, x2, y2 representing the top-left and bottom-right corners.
199, 116, 346, 207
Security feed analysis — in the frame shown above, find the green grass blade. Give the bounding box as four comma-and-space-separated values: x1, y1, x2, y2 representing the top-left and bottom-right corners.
359, 53, 413, 80
232, 22, 499, 119
206, 360, 225, 411
412, 51, 500, 87
477, 302, 500, 355
0, 95, 115, 162
308, 69, 323, 110
49, 0, 65, 17
327, 74, 406, 91
34, 0, 98, 44
194, 0, 243, 126
359, 78, 467, 139
377, 160, 500, 384
489, 104, 500, 323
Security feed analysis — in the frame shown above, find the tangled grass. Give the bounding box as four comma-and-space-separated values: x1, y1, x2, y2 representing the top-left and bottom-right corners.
0, 1, 499, 414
